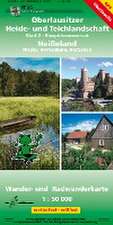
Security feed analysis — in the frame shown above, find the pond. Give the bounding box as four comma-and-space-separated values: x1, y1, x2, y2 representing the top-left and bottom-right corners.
0, 125, 59, 151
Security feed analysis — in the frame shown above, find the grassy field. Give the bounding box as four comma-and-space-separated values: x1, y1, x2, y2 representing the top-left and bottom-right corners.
0, 97, 59, 132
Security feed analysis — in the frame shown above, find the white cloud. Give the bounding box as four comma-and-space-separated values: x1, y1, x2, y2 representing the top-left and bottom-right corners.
63, 57, 88, 62
63, 57, 77, 61
0, 57, 59, 73
98, 61, 113, 68
80, 58, 88, 62
62, 120, 97, 134
69, 66, 77, 70
0, 57, 6, 64
0, 58, 22, 68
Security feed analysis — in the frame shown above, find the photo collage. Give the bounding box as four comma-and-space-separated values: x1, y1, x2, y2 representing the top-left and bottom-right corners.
62, 57, 113, 170
0, 57, 113, 170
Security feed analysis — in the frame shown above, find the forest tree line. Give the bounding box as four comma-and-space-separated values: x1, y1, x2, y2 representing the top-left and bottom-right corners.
0, 62, 59, 97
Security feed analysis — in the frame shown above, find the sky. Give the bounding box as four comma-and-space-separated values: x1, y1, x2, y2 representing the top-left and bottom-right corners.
0, 57, 60, 73
62, 113, 113, 134
62, 58, 113, 79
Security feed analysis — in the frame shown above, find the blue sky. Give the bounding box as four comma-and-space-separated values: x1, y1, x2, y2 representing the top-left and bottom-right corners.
62, 58, 113, 79
0, 57, 60, 73
62, 113, 113, 134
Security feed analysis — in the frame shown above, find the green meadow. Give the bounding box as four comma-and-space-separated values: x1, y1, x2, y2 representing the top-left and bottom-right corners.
0, 97, 59, 132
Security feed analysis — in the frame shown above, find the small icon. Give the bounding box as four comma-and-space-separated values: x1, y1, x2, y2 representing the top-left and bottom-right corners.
9, 196, 18, 208
15, 133, 43, 163
5, 196, 34, 208
105, 2, 112, 10
10, 7, 21, 16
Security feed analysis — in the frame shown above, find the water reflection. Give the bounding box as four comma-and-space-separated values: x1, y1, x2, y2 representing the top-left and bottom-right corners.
0, 125, 59, 151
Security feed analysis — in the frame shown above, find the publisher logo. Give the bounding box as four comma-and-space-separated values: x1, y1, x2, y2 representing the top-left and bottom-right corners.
9, 5, 44, 16
84, 0, 113, 29
10, 7, 21, 16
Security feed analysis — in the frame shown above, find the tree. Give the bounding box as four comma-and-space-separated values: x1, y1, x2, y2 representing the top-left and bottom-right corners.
62, 79, 74, 96
0, 62, 15, 96
0, 62, 59, 97
93, 75, 107, 98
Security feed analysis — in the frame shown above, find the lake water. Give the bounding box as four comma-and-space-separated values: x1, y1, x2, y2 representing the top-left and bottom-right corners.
0, 125, 59, 151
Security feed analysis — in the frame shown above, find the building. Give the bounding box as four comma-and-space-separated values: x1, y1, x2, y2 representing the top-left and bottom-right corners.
66, 131, 87, 144
75, 77, 80, 83
66, 115, 113, 150
105, 73, 113, 95
76, 67, 113, 99
90, 115, 113, 149
97, 69, 106, 81
80, 67, 95, 98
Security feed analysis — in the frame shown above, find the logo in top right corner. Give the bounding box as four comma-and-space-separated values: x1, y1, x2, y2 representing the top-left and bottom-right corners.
99, 0, 113, 13
84, 0, 113, 29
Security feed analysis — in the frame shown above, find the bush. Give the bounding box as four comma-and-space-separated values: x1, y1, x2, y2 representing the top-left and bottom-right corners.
31, 148, 59, 170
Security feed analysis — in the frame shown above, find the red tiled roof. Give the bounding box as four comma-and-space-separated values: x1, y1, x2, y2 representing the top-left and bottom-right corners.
67, 131, 87, 139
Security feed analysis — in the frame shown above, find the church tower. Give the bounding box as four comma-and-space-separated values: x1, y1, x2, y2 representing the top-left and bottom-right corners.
80, 67, 95, 99
98, 69, 106, 81
81, 67, 88, 87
